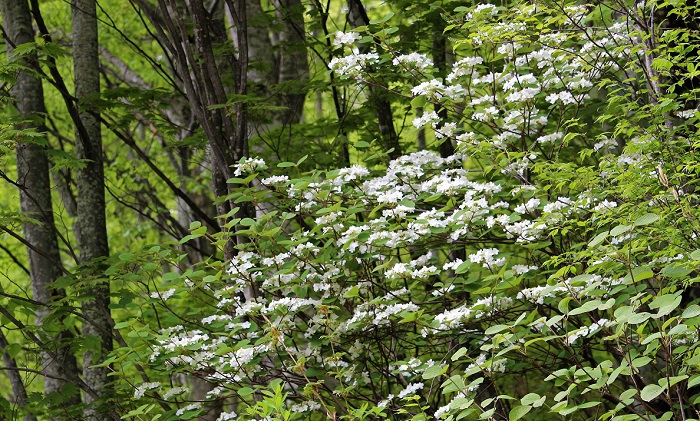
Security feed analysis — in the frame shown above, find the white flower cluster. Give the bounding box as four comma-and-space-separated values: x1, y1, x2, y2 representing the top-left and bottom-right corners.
216, 411, 237, 421
429, 295, 514, 333
566, 318, 612, 345
233, 157, 266, 176
260, 175, 289, 185
291, 400, 321, 413
150, 288, 176, 300
176, 403, 202, 417
333, 31, 361, 47
133, 381, 160, 398
163, 386, 188, 400
468, 248, 506, 269
398, 382, 424, 398
329, 52, 380, 80
392, 52, 433, 72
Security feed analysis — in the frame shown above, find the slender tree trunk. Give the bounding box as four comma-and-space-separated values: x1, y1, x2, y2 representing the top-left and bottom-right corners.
346, 0, 401, 159
273, 0, 308, 127
0, 330, 37, 421
72, 0, 113, 418
0, 0, 82, 416
416, 107, 426, 150
432, 21, 455, 158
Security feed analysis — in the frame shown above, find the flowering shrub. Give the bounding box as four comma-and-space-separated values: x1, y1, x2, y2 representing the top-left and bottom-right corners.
110, 1, 700, 420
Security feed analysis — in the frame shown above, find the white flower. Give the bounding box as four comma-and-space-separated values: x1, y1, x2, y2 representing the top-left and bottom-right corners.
329, 53, 379, 79
134, 382, 160, 398
412, 111, 440, 128
545, 91, 576, 105
163, 386, 188, 400
537, 132, 564, 144
677, 109, 697, 119
291, 400, 321, 413
435, 122, 457, 139
468, 248, 506, 269
217, 411, 238, 421
233, 157, 266, 176
511, 265, 538, 275
378, 394, 394, 408
505, 87, 540, 103
150, 288, 176, 300
514, 198, 540, 214
593, 137, 618, 152
260, 175, 289, 185
337, 165, 369, 183
398, 382, 424, 398
543, 197, 572, 213
411, 79, 445, 98
176, 403, 202, 417
333, 31, 361, 47
566, 318, 611, 345
393, 53, 433, 71
594, 199, 617, 213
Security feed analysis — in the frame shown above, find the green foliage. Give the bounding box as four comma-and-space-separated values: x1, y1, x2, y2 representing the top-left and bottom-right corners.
6, 0, 700, 420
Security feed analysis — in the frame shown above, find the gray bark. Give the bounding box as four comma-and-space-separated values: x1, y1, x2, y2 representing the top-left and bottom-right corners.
272, 0, 308, 126
229, 0, 308, 153
72, 0, 113, 418
0, 0, 82, 415
0, 330, 37, 421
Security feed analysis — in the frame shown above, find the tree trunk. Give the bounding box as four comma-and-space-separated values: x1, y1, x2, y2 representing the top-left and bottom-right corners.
72, 0, 113, 418
273, 0, 308, 127
346, 0, 401, 159
0, 0, 82, 415
431, 20, 455, 158
0, 330, 37, 421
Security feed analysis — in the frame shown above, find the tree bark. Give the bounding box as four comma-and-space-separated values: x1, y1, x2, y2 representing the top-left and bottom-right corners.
272, 0, 308, 127
431, 19, 455, 158
0, 0, 82, 415
72, 0, 113, 418
0, 330, 37, 421
346, 0, 401, 159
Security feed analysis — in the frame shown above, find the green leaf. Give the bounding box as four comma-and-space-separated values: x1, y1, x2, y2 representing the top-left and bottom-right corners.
520, 393, 541, 405
343, 286, 359, 298
628, 312, 651, 324
238, 387, 254, 396
631, 356, 652, 368
411, 96, 427, 108
354, 141, 370, 149
4, 343, 21, 359
688, 375, 700, 389
451, 347, 467, 361
422, 364, 447, 380
640, 384, 665, 402
509, 405, 532, 420
610, 224, 632, 236
682, 305, 700, 318
661, 263, 692, 278
634, 213, 659, 226
485, 324, 508, 335
569, 299, 601, 316
588, 231, 609, 247
624, 266, 654, 283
